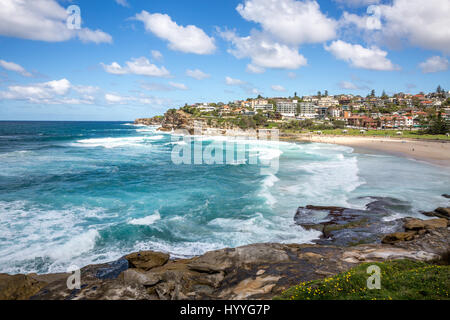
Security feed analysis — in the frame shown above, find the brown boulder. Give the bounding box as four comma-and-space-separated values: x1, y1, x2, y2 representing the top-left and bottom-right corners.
381, 232, 416, 244
125, 251, 169, 271
434, 207, 450, 218
404, 218, 448, 231
0, 274, 47, 300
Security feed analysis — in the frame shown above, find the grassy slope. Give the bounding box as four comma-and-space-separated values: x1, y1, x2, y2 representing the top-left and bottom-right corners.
275, 260, 450, 300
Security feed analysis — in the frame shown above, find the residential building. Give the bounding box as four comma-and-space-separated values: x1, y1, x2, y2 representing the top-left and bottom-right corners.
276, 101, 298, 116
254, 104, 274, 111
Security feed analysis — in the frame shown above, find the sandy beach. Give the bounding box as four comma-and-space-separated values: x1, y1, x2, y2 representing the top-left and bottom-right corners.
281, 133, 450, 167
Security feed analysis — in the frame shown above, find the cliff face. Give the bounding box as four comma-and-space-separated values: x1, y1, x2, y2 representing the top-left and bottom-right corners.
158, 110, 196, 134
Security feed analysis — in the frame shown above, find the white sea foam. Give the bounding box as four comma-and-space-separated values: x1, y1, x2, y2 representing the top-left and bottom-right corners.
73, 136, 151, 148
129, 211, 161, 225
49, 229, 99, 260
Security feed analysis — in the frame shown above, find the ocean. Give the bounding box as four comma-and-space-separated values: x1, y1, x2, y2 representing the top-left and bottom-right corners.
0, 121, 449, 274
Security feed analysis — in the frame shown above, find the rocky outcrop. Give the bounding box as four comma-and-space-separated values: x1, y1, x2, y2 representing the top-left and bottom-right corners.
2, 198, 449, 301
158, 110, 198, 134
422, 207, 450, 219
382, 218, 449, 244
294, 197, 407, 246
125, 251, 169, 271
134, 116, 163, 126
17, 224, 448, 301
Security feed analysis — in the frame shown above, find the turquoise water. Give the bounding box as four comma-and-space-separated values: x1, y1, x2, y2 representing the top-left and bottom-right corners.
0, 121, 449, 274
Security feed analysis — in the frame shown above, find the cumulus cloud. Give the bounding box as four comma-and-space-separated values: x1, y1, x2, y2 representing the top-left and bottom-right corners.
151, 50, 163, 61
271, 85, 286, 92
115, 0, 129, 7
101, 57, 170, 77
225, 77, 245, 86
225, 76, 261, 95
236, 0, 337, 46
135, 11, 216, 54
338, 80, 368, 90
325, 40, 399, 71
104, 92, 169, 106
0, 78, 95, 104
334, 0, 380, 7
419, 56, 449, 73
0, 0, 112, 43
186, 69, 210, 80
0, 59, 32, 77
220, 29, 307, 72
168, 82, 188, 90
341, 0, 450, 54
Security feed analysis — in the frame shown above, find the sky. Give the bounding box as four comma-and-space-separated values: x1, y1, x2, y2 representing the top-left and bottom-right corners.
0, 0, 449, 121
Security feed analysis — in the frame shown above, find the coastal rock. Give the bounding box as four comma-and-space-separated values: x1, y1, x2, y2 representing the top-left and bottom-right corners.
294, 197, 406, 246
442, 194, 450, 199
0, 274, 48, 300
125, 251, 169, 271
404, 218, 448, 231
434, 207, 450, 218
10, 224, 450, 301
381, 232, 417, 244
134, 116, 163, 126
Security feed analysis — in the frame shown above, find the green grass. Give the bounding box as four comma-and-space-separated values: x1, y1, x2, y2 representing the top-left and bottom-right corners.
274, 260, 450, 300
316, 129, 450, 140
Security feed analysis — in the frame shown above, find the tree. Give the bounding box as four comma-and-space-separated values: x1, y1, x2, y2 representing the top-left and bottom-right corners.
294, 92, 297, 98
437, 85, 442, 94
370, 89, 376, 97
324, 90, 328, 97
426, 112, 448, 134
317, 91, 322, 98
381, 90, 388, 99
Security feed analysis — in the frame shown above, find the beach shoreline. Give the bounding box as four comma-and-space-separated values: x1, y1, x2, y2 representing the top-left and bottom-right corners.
280, 133, 450, 167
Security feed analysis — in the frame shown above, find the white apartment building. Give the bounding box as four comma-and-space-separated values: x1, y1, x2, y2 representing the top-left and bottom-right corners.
276, 101, 298, 116
298, 102, 317, 118
251, 99, 268, 108
254, 104, 274, 111
318, 97, 339, 108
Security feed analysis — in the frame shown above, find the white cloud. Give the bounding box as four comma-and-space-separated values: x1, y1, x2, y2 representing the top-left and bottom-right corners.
77, 29, 113, 44
186, 69, 210, 80
105, 93, 126, 104
115, 0, 129, 7
334, 0, 380, 7
271, 85, 286, 92
151, 50, 163, 61
0, 78, 95, 104
0, 59, 32, 77
338, 80, 368, 90
236, 0, 337, 46
168, 82, 188, 90
220, 29, 307, 71
135, 11, 216, 54
325, 40, 399, 71
342, 0, 450, 54
419, 56, 449, 73
104, 92, 169, 105
287, 72, 297, 79
225, 76, 245, 86
225, 76, 261, 95
0, 0, 112, 44
246, 64, 265, 74
101, 57, 170, 77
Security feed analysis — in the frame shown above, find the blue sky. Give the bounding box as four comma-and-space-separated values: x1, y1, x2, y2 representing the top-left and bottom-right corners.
0, 0, 449, 120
